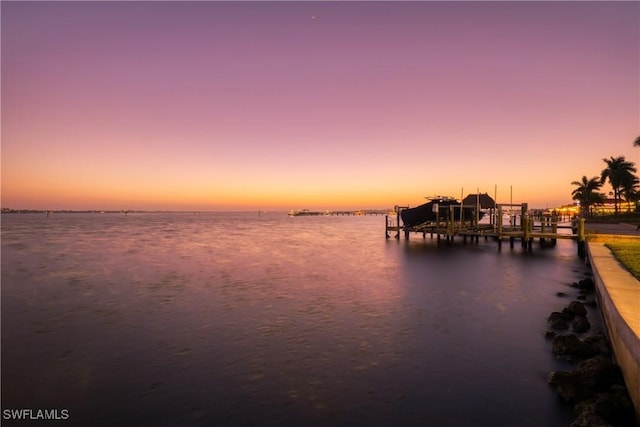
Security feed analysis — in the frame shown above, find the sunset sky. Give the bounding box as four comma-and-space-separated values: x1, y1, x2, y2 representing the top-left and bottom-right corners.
2, 1, 639, 211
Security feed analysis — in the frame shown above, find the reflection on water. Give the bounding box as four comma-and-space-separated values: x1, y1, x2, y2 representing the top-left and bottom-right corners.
1, 212, 592, 426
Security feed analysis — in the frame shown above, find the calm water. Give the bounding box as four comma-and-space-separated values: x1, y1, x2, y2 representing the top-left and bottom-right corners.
1, 212, 597, 426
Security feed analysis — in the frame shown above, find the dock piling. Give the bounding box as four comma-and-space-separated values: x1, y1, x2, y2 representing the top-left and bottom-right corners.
385, 215, 390, 239
577, 218, 586, 257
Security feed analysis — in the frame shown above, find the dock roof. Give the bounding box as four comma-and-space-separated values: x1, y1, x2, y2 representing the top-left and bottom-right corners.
462, 193, 496, 209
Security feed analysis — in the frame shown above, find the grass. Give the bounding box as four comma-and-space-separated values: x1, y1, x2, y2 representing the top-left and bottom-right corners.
605, 241, 640, 280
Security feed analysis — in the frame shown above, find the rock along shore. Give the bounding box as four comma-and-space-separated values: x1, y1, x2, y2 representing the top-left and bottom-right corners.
546, 276, 636, 427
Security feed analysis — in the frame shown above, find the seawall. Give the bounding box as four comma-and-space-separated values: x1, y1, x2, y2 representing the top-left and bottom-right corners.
586, 239, 640, 424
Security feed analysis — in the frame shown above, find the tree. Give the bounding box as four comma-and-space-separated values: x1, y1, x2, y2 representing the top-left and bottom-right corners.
571, 176, 605, 217
600, 156, 637, 216
620, 173, 639, 213
634, 136, 640, 147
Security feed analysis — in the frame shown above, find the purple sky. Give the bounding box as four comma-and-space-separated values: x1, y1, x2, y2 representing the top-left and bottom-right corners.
2, 1, 639, 210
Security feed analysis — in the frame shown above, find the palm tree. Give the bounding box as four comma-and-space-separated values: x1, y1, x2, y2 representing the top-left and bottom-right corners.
620, 173, 639, 213
634, 136, 640, 147
571, 176, 605, 217
600, 156, 637, 216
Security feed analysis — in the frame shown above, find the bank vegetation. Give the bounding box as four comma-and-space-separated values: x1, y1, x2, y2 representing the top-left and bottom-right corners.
571, 137, 640, 220
605, 241, 640, 281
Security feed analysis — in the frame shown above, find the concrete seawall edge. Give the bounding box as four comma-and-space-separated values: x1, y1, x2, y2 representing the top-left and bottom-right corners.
586, 241, 640, 425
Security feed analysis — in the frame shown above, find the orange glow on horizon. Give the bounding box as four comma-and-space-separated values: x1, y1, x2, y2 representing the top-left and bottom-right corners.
2, 171, 588, 211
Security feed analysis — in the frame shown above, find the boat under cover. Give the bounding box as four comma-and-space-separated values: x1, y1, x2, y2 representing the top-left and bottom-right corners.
400, 197, 485, 227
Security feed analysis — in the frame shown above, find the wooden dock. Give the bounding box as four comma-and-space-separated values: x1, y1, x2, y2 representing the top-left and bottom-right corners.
385, 203, 586, 254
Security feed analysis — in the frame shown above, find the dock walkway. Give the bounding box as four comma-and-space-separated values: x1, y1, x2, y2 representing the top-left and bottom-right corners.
584, 222, 640, 237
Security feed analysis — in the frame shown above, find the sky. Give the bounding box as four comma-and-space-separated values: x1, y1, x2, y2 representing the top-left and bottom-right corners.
2, 1, 639, 211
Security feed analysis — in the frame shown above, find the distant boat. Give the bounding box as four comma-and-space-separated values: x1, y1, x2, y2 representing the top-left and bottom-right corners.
288, 209, 325, 216
400, 196, 486, 227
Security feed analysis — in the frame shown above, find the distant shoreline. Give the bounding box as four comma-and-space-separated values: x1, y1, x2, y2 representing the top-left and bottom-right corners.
0, 209, 264, 215
0, 209, 388, 215
2, 209, 169, 214
1, 206, 562, 215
